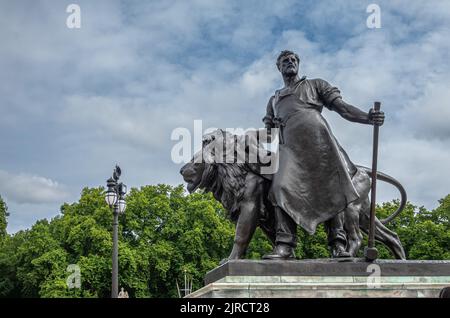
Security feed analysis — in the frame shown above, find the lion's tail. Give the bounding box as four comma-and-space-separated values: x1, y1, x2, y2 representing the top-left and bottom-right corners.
356, 165, 407, 225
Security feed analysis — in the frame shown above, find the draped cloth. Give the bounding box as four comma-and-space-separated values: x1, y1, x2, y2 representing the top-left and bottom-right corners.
263, 77, 360, 234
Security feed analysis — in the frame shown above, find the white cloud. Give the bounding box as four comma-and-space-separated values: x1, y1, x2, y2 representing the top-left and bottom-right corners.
60, 95, 174, 149
0, 170, 69, 204
400, 81, 450, 140
1, 0, 450, 232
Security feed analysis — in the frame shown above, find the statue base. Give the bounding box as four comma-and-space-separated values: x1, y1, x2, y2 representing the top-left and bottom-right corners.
186, 259, 450, 298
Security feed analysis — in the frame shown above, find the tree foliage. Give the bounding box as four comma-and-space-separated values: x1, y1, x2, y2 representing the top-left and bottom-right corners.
374, 197, 450, 260
0, 195, 7, 242
0, 187, 449, 298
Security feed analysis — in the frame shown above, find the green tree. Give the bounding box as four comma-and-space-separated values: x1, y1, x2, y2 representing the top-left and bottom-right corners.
122, 185, 235, 297
375, 199, 450, 260
0, 186, 449, 298
0, 185, 235, 298
0, 232, 25, 297
0, 195, 7, 242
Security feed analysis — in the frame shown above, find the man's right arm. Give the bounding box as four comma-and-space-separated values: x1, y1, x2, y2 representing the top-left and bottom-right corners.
261, 96, 275, 142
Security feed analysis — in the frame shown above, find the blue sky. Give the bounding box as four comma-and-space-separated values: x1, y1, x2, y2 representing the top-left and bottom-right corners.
1, 0, 450, 233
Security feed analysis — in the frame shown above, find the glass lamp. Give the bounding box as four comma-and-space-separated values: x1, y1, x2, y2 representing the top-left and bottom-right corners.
118, 197, 126, 213
105, 190, 118, 207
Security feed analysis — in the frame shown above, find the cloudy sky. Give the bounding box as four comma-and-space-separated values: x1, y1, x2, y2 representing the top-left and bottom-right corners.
1, 0, 449, 233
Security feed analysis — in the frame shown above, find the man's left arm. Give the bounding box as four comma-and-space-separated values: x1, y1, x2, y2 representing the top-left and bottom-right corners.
315, 78, 384, 126
331, 98, 385, 126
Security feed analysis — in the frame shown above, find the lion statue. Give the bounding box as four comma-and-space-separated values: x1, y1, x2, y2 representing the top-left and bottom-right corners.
180, 129, 406, 262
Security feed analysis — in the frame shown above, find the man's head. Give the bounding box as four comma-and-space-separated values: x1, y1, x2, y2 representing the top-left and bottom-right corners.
276, 50, 300, 77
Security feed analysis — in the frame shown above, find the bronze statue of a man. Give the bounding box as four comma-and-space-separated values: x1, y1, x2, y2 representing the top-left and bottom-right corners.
262, 50, 385, 259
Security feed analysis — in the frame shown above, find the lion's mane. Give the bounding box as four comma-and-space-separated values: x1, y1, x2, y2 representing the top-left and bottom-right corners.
200, 163, 247, 221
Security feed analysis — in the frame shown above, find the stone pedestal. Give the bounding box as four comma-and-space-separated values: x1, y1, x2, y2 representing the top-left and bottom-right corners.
187, 259, 450, 298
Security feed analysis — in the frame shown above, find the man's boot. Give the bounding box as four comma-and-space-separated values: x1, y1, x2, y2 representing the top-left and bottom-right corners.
330, 240, 351, 258
325, 213, 351, 258
263, 207, 297, 260
263, 243, 295, 259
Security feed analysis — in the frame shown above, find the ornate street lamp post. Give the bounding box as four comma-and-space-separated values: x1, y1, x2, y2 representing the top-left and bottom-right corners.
105, 165, 127, 298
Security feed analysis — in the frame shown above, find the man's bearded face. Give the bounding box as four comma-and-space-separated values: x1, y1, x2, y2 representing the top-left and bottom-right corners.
279, 54, 299, 77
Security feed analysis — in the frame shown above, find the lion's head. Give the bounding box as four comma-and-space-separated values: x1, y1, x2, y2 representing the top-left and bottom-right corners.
180, 129, 247, 220
180, 129, 225, 192
179, 160, 205, 193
